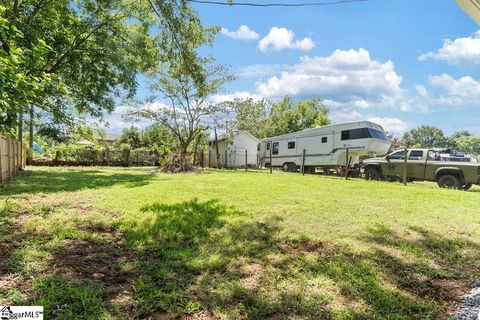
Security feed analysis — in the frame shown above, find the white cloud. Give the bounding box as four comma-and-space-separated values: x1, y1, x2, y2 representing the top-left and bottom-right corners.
210, 91, 263, 104
258, 27, 314, 52
221, 25, 259, 40
426, 74, 480, 108
255, 48, 405, 110
414, 84, 428, 97
419, 31, 480, 65
367, 117, 408, 134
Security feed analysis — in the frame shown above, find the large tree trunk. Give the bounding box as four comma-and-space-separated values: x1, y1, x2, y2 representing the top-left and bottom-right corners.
28, 105, 34, 163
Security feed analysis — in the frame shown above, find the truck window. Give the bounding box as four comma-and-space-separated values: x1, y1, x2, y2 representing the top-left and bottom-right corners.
389, 150, 405, 160
408, 150, 423, 160
272, 142, 279, 155
288, 141, 295, 149
266, 142, 270, 150
321, 137, 327, 143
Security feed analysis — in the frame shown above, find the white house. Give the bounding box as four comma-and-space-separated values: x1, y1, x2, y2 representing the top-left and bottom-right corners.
208, 131, 260, 168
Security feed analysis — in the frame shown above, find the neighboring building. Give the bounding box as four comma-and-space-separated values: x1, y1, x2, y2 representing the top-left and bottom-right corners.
96, 133, 120, 147
208, 131, 260, 168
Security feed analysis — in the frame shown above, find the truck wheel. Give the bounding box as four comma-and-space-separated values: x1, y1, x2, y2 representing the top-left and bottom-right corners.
288, 163, 297, 172
282, 163, 289, 172
365, 167, 382, 180
437, 174, 460, 189
460, 183, 473, 191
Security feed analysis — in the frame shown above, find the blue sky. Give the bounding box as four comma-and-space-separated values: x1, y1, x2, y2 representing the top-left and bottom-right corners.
105, 0, 480, 137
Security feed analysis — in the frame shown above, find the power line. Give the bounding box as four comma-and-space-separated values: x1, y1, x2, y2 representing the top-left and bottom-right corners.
189, 0, 367, 7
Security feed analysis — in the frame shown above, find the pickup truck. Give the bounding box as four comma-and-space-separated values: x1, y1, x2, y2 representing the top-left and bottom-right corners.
363, 148, 480, 190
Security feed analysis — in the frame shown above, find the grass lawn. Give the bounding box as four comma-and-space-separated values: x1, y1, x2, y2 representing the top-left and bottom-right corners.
1, 166, 479, 319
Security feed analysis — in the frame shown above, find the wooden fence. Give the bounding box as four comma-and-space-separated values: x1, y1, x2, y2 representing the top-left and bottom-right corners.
0, 135, 27, 184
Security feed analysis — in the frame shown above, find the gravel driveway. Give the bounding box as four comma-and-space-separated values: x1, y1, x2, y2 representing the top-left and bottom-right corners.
454, 280, 480, 320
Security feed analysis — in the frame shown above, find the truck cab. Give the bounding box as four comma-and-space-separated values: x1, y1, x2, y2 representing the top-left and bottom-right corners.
363, 148, 480, 190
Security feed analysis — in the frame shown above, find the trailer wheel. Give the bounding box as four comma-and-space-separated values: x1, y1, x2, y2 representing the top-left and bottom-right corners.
437, 174, 460, 189
282, 163, 289, 172
288, 163, 297, 172
364, 167, 382, 180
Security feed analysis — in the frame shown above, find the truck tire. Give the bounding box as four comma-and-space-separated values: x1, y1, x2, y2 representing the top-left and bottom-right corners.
282, 163, 289, 172
288, 163, 297, 172
364, 167, 382, 180
437, 174, 460, 189
460, 183, 473, 191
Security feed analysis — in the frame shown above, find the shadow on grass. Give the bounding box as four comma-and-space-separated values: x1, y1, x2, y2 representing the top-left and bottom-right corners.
0, 168, 156, 195
1, 198, 479, 319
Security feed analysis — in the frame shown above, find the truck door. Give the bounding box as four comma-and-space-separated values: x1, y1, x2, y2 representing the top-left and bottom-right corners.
381, 150, 405, 178
406, 150, 426, 180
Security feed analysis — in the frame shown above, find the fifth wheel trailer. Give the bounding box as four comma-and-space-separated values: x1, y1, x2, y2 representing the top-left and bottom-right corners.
258, 121, 391, 173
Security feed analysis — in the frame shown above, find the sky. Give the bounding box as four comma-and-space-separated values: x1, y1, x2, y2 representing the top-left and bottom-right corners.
103, 0, 480, 137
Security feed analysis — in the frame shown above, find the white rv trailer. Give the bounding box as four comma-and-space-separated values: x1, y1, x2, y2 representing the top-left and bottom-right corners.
258, 121, 391, 172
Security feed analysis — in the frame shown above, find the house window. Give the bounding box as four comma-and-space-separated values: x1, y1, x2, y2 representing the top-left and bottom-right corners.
288, 141, 295, 149
409, 150, 423, 160
272, 142, 279, 155
321, 137, 327, 143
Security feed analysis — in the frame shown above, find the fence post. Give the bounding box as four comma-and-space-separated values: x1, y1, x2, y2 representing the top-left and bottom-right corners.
208, 150, 211, 168
345, 148, 349, 179
403, 147, 408, 186
245, 150, 248, 171
301, 149, 306, 175
18, 141, 21, 171
269, 144, 272, 174
225, 149, 228, 169
7, 137, 11, 179
0, 137, 3, 184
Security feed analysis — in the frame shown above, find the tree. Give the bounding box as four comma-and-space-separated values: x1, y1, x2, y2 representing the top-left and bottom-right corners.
226, 98, 270, 139
0, 5, 50, 135
119, 126, 142, 150
403, 125, 448, 148
127, 62, 235, 163
3, 0, 217, 151
454, 135, 480, 155
264, 96, 330, 137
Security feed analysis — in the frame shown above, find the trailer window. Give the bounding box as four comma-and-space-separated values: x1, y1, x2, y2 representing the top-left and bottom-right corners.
266, 142, 270, 150
272, 142, 279, 155
288, 141, 295, 149
257, 144, 260, 152
321, 137, 327, 143
368, 128, 389, 141
341, 128, 369, 141
409, 150, 423, 160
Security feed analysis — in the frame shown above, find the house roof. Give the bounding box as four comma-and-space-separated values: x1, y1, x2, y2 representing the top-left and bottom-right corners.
77, 139, 94, 146
96, 133, 120, 141
456, 0, 480, 24
209, 130, 260, 143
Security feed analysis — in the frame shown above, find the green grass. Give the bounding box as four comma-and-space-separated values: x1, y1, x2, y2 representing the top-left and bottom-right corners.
1, 166, 479, 319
